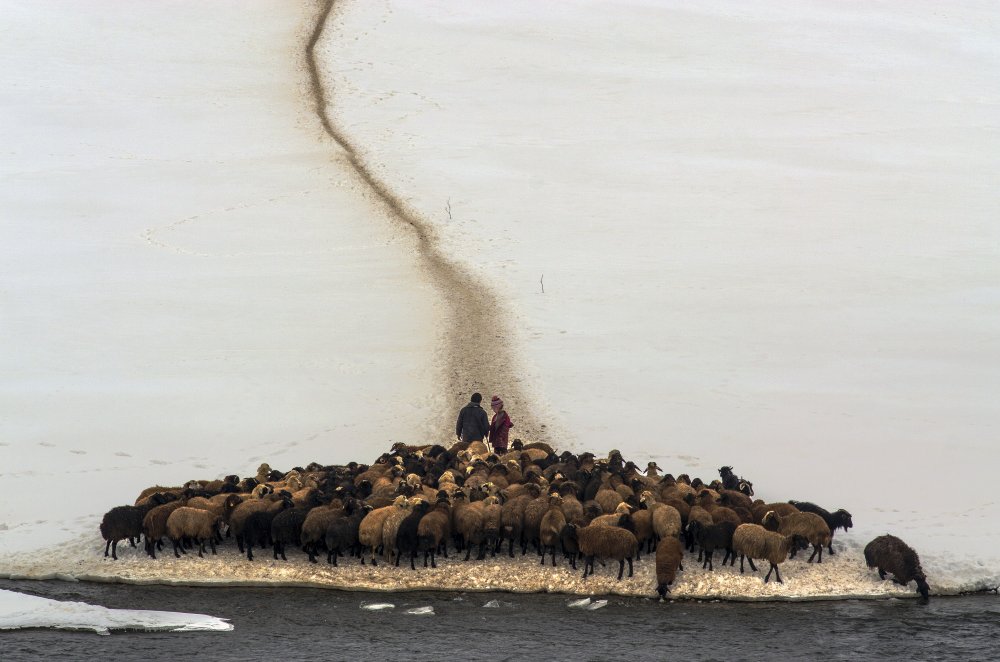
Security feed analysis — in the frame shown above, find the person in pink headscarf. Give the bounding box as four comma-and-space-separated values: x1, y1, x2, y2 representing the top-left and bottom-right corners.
488, 395, 513, 454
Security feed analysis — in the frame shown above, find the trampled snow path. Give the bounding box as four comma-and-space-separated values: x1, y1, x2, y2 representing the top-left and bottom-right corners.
308, 0, 549, 443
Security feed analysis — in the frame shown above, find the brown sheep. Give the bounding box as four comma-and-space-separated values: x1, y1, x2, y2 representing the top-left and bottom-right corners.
358, 496, 406, 566
417, 493, 452, 568
165, 507, 223, 558
141, 499, 188, 559
300, 503, 346, 563
640, 492, 683, 545
520, 490, 551, 556
381, 497, 417, 563
572, 523, 640, 581
751, 500, 799, 524
761, 511, 832, 563
228, 495, 291, 553
482, 495, 503, 557
655, 536, 684, 598
500, 484, 539, 556
539, 494, 567, 566
595, 487, 624, 514
732, 523, 798, 583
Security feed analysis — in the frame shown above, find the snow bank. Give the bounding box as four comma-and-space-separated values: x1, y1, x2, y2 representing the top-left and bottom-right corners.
2, 532, 992, 601
0, 588, 231, 634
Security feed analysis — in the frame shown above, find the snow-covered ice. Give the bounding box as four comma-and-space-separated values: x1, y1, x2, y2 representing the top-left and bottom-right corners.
2, 0, 998, 599
0, 588, 231, 634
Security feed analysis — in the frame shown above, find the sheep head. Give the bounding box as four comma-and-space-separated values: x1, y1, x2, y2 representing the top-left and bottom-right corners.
916, 576, 930, 601
835, 509, 854, 530
761, 511, 779, 531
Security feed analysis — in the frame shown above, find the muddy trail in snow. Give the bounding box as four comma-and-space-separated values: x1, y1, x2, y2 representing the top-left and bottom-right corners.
305, 0, 549, 445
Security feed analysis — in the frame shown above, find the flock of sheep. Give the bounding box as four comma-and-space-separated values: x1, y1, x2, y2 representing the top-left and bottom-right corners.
100, 439, 930, 601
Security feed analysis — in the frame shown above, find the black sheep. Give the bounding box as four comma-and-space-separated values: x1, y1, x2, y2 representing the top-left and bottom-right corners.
395, 500, 431, 570
270, 506, 311, 561
788, 501, 853, 555
718, 466, 754, 497
243, 502, 291, 561
100, 493, 172, 560
325, 500, 370, 566
864, 534, 930, 601
690, 520, 738, 571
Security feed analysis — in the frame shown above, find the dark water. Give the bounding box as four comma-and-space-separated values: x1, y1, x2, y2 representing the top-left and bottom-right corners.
1, 579, 996, 661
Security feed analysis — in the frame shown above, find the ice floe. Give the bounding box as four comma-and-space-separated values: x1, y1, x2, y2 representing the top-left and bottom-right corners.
0, 589, 231, 634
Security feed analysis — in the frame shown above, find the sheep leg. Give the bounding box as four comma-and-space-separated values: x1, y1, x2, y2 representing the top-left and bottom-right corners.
627, 557, 634, 578
539, 547, 546, 565
410, 550, 417, 571
280, 544, 288, 561
878, 568, 886, 580
477, 541, 487, 561
430, 550, 437, 569
807, 545, 819, 563
104, 539, 111, 558
172, 538, 182, 559
111, 539, 119, 561
747, 556, 758, 572
246, 542, 254, 562
617, 559, 625, 580
704, 549, 713, 571
551, 546, 557, 567
464, 545, 472, 561
209, 537, 217, 555
765, 563, 783, 584
197, 539, 206, 558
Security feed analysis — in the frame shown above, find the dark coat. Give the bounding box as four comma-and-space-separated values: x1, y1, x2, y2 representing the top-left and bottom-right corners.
456, 402, 489, 442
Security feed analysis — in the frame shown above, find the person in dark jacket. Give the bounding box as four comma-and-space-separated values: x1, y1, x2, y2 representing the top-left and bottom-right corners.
456, 392, 490, 443
488, 395, 513, 454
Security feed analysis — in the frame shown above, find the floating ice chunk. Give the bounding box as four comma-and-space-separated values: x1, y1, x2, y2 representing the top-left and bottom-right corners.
360, 602, 395, 611
0, 589, 232, 634
406, 606, 434, 615
587, 600, 609, 610
567, 597, 592, 608
483, 599, 501, 608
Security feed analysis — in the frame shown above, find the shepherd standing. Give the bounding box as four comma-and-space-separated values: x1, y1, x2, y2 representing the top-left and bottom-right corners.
488, 395, 513, 454
456, 392, 490, 444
